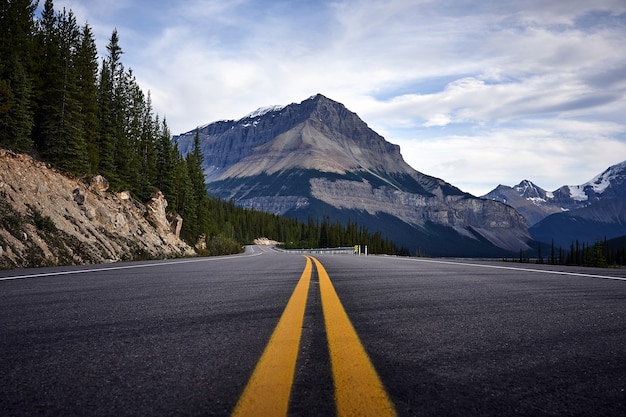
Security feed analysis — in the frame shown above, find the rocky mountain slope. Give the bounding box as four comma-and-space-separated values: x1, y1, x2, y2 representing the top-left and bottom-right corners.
174, 94, 531, 256
482, 180, 564, 226
483, 160, 626, 247
0, 149, 194, 269
529, 196, 626, 248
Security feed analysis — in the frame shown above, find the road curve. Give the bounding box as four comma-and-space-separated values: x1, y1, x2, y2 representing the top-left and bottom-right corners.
1, 247, 625, 416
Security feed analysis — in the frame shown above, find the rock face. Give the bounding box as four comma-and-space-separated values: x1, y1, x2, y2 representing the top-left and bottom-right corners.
175, 94, 531, 256
0, 149, 194, 269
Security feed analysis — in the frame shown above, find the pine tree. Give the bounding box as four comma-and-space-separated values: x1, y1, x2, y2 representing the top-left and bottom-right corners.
0, 0, 37, 151
55, 8, 88, 174
33, 6, 88, 174
186, 130, 210, 238
118, 68, 143, 193
175, 155, 197, 243
32, 0, 59, 153
96, 60, 116, 181
156, 118, 176, 203
97, 29, 125, 187
136, 91, 158, 199
75, 23, 100, 173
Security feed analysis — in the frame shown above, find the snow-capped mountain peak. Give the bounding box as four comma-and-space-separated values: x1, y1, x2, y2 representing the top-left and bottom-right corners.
567, 160, 626, 201
514, 180, 545, 200
482, 159, 626, 227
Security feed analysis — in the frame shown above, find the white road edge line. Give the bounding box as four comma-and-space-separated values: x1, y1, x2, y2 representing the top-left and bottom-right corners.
410, 258, 626, 282
0, 252, 262, 282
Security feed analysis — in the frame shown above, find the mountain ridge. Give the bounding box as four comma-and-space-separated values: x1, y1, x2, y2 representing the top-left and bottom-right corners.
175, 94, 531, 256
483, 160, 626, 247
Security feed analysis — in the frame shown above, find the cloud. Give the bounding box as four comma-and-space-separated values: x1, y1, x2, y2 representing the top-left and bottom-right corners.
394, 119, 626, 195
43, 0, 626, 196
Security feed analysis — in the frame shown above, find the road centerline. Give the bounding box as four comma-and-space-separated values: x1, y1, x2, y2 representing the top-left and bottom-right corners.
231, 256, 312, 417
232, 255, 397, 417
311, 256, 397, 417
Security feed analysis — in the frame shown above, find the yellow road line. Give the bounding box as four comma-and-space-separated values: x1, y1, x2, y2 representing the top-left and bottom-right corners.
231, 256, 312, 417
310, 256, 397, 417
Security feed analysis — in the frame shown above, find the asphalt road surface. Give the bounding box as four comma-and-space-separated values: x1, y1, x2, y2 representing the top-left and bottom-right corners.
1, 246, 625, 416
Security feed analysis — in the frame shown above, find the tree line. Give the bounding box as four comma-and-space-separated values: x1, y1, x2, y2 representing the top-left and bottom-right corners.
0, 0, 401, 256
204, 198, 400, 254
517, 237, 626, 268
0, 0, 212, 245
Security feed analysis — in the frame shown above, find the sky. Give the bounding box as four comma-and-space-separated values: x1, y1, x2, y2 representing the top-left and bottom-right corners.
41, 0, 626, 196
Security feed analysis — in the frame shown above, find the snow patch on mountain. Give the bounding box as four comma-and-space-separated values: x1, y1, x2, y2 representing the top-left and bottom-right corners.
568, 185, 588, 201
243, 105, 285, 119
513, 180, 549, 206
567, 160, 626, 201
590, 160, 626, 192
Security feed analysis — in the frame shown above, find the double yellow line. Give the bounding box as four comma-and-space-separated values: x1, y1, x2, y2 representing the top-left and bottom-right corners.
232, 256, 397, 417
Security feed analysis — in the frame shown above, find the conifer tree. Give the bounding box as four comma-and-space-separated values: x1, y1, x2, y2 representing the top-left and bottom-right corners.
54, 8, 89, 174
75, 24, 100, 173
135, 91, 158, 200
0, 0, 37, 151
186, 130, 211, 237
97, 29, 125, 186
174, 155, 197, 243
33, 6, 89, 174
96, 60, 116, 181
32, 0, 59, 153
156, 118, 176, 203
117, 68, 143, 192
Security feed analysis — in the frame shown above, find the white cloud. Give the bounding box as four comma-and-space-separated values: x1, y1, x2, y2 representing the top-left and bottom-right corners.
423, 114, 452, 127
40, 0, 626, 196
395, 119, 626, 196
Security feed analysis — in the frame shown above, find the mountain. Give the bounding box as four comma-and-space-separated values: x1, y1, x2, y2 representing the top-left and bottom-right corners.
482, 180, 564, 226
483, 161, 626, 247
174, 94, 531, 256
528, 196, 626, 248
0, 149, 193, 268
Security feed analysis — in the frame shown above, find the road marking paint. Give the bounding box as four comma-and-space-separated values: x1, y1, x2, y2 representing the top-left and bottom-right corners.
231, 256, 312, 417
310, 256, 397, 417
410, 258, 626, 282
0, 252, 263, 282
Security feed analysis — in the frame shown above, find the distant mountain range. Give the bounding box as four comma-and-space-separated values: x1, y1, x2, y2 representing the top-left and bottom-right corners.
174, 94, 530, 257
483, 161, 626, 247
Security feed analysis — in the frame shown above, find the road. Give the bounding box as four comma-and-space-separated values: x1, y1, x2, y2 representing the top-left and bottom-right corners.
1, 246, 625, 416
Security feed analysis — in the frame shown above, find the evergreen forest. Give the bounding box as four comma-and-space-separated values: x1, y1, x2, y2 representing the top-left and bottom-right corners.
0, 0, 401, 256
517, 237, 626, 268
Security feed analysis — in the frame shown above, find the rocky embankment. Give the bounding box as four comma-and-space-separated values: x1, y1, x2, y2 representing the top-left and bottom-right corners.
0, 149, 194, 269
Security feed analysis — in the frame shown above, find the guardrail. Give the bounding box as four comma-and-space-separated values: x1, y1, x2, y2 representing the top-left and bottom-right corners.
276, 246, 357, 255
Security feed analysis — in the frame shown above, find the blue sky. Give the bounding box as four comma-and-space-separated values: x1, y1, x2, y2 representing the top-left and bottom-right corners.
43, 0, 626, 196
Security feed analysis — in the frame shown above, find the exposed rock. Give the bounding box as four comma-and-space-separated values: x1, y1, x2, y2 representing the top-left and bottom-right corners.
174, 94, 414, 182
254, 237, 281, 246
482, 182, 562, 226
117, 190, 131, 200
73, 188, 86, 205
309, 177, 529, 252
168, 212, 183, 239
146, 191, 170, 233
237, 196, 310, 215
89, 175, 109, 193
0, 149, 194, 269
195, 234, 207, 250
